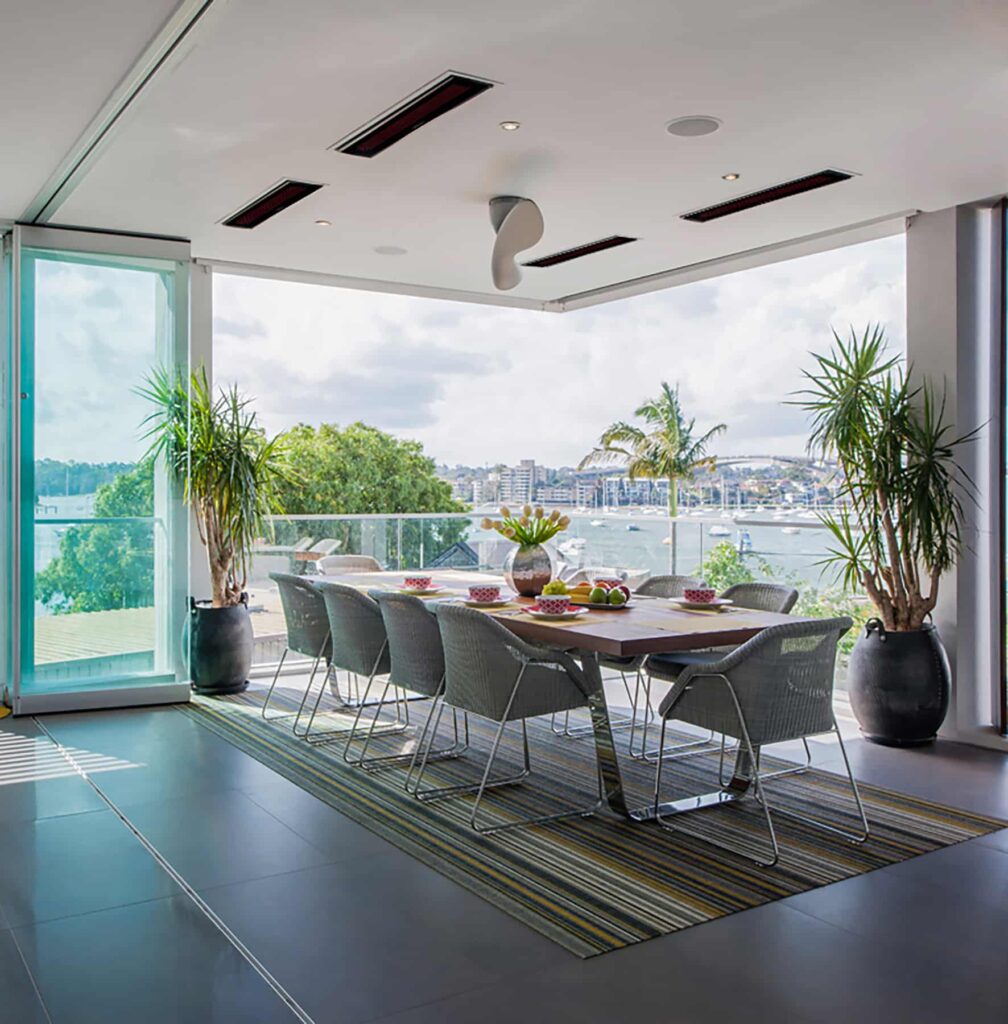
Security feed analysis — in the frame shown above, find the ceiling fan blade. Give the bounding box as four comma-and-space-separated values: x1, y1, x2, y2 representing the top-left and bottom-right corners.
490, 196, 544, 291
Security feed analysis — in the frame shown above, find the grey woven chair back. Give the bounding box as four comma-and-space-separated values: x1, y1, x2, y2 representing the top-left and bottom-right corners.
721, 581, 798, 614
269, 572, 332, 661
665, 616, 851, 746
433, 602, 580, 722
370, 591, 444, 697
636, 574, 703, 598
315, 581, 390, 677
319, 554, 382, 575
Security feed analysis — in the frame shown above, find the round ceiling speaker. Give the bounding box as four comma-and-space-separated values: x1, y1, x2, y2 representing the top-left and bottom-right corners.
665, 116, 722, 137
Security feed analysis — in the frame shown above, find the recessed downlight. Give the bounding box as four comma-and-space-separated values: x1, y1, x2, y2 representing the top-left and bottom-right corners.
666, 116, 721, 137
315, 218, 332, 227
374, 245, 407, 256
721, 173, 740, 181
499, 120, 521, 131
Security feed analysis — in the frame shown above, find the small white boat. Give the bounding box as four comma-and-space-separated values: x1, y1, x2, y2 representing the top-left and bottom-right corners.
781, 526, 801, 535
590, 519, 605, 527
626, 523, 641, 532
708, 525, 731, 537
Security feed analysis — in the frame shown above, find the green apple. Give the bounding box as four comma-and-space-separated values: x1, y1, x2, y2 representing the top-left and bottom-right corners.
607, 588, 627, 606
589, 586, 608, 604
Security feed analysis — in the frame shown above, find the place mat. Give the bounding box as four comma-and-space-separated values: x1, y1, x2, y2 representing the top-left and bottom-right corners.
182, 688, 1006, 958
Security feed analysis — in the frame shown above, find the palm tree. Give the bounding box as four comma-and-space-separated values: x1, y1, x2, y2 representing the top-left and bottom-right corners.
579, 382, 727, 517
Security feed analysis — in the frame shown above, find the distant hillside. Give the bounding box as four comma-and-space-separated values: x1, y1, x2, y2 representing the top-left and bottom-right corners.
34, 459, 135, 498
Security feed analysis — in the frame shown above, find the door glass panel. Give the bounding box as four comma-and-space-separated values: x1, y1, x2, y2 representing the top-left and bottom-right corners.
20, 247, 188, 695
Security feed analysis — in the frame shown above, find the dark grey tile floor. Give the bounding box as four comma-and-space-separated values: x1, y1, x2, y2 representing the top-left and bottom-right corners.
2, 699, 1007, 1024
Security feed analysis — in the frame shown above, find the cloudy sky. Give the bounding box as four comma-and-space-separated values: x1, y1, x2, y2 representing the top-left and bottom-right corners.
214, 234, 905, 469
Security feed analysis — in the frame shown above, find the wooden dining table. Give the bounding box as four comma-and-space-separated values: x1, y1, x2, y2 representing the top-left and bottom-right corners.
319, 569, 815, 822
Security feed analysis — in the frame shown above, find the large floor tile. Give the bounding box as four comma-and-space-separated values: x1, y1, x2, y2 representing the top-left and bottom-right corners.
876, 835, 1008, 901
0, 929, 50, 1023
0, 809, 179, 927
13, 895, 298, 1024
200, 851, 572, 1024
367, 897, 1007, 1024
841, 738, 1008, 818
783, 857, 1008, 973
0, 773, 107, 826
241, 773, 398, 863
119, 788, 334, 890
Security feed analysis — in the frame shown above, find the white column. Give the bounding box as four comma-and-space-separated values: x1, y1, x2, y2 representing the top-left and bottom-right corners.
905, 204, 1005, 747
189, 262, 213, 602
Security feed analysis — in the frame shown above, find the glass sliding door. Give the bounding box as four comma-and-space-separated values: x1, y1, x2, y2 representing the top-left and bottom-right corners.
13, 226, 190, 713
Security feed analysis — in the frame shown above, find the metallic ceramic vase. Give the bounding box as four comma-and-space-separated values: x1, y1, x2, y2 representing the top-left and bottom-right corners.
504, 543, 553, 597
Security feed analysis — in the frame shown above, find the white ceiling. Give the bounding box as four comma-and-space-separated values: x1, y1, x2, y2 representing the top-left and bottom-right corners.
10, 0, 1008, 307
0, 0, 182, 220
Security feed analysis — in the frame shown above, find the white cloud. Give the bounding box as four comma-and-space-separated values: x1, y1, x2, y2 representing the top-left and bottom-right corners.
214, 234, 906, 466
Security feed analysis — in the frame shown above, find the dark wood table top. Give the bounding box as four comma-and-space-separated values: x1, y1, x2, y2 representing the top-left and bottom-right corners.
322, 570, 811, 658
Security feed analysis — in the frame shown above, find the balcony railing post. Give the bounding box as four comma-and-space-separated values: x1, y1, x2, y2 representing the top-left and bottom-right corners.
396, 517, 403, 571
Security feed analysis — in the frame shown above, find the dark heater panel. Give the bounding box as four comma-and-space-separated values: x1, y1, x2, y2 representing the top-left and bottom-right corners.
524, 235, 637, 268
336, 73, 493, 158
223, 180, 323, 229
681, 169, 853, 223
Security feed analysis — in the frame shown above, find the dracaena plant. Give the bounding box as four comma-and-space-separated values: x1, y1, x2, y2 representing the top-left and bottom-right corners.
138, 367, 291, 607
794, 325, 977, 631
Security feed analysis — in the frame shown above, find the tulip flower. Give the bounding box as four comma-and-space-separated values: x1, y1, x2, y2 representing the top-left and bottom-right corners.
480, 517, 493, 530
534, 506, 544, 518
499, 506, 511, 518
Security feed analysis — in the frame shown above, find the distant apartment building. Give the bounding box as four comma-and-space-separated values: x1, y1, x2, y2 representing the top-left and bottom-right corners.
535, 484, 575, 505
498, 459, 537, 506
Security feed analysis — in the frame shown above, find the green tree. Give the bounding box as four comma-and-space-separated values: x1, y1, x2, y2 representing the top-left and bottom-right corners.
272, 422, 467, 568
696, 541, 772, 592
579, 382, 726, 516
36, 463, 154, 614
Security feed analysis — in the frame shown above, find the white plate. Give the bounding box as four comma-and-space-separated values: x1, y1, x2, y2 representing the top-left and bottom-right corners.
398, 587, 446, 596
669, 597, 733, 611
462, 598, 511, 608
526, 606, 589, 621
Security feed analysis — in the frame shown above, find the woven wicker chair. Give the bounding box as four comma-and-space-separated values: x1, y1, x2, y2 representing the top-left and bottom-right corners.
551, 574, 703, 743
640, 581, 802, 766
263, 572, 332, 726
651, 616, 868, 867
318, 554, 382, 575
341, 590, 468, 772
411, 603, 602, 834
296, 581, 402, 746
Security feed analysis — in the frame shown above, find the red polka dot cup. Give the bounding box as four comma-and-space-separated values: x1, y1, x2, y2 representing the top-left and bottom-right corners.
404, 575, 433, 590
683, 587, 717, 604
537, 593, 572, 614
468, 584, 501, 603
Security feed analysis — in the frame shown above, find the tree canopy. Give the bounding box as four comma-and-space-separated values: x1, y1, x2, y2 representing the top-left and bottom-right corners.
275, 422, 462, 515
36, 462, 154, 614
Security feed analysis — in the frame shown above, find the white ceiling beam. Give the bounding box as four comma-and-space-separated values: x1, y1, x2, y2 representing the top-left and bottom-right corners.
22, 0, 220, 225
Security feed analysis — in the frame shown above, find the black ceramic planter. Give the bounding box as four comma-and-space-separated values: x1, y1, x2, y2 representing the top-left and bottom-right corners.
847, 618, 951, 746
186, 596, 253, 695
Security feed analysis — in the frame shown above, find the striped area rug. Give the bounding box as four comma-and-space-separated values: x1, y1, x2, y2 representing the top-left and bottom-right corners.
181, 687, 1005, 957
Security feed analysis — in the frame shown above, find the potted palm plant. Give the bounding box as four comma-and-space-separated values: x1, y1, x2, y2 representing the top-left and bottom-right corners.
796, 326, 977, 745
579, 382, 726, 571
139, 367, 290, 694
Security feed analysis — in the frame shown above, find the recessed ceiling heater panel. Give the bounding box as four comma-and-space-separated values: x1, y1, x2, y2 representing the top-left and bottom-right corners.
334, 73, 493, 158
223, 180, 323, 229
524, 235, 637, 268
681, 169, 853, 223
